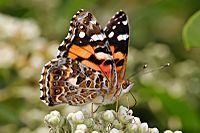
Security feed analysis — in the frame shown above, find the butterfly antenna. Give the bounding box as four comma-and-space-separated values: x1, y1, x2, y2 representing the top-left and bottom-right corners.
143, 62, 170, 75
128, 63, 170, 81
127, 64, 148, 80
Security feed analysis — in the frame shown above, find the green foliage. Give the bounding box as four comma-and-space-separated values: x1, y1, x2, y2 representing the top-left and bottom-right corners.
138, 84, 200, 132
183, 10, 200, 49
0, 98, 25, 125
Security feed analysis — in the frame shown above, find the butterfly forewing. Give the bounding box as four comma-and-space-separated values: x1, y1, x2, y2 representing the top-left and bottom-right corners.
57, 10, 116, 85
104, 10, 129, 84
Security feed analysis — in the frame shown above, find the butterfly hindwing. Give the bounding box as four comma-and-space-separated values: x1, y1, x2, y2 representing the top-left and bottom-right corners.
39, 58, 111, 106
104, 10, 129, 84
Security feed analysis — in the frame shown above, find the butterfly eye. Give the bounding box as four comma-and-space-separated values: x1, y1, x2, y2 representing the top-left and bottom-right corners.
121, 80, 131, 89
122, 81, 127, 89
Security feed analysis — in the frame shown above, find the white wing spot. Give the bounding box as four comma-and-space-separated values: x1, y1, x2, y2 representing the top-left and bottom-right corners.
122, 20, 128, 25
90, 20, 96, 24
40, 90, 44, 97
117, 34, 129, 41
108, 32, 114, 38
91, 34, 104, 41
65, 33, 70, 39
95, 52, 110, 60
79, 31, 85, 38
40, 75, 44, 81
112, 25, 116, 30
41, 67, 45, 73
117, 21, 120, 24
80, 25, 84, 29
69, 26, 72, 31
68, 77, 78, 86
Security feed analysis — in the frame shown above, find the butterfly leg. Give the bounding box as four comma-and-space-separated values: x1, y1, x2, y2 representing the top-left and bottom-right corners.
126, 93, 130, 110
115, 96, 119, 112
91, 103, 100, 117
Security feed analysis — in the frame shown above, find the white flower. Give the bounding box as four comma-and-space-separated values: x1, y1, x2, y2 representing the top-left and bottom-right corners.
126, 123, 138, 132
174, 131, 182, 133
102, 110, 115, 122
110, 128, 120, 133
139, 123, 149, 133
43, 107, 183, 133
92, 131, 99, 133
164, 130, 173, 133
113, 120, 123, 129
151, 128, 159, 133
44, 110, 61, 127
75, 129, 85, 133
118, 106, 129, 116
72, 111, 84, 123
76, 124, 87, 131
118, 106, 134, 124
67, 112, 74, 120
132, 117, 141, 125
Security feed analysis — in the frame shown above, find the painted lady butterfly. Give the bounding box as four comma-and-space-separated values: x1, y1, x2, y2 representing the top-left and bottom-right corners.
39, 9, 134, 106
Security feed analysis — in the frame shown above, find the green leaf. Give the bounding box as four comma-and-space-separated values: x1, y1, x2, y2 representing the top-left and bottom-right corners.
183, 10, 200, 49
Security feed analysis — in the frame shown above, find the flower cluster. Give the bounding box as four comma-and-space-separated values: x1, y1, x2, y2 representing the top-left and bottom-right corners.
44, 106, 182, 133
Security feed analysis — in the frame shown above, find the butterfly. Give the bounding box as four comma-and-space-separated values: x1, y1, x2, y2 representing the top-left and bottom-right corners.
39, 9, 133, 106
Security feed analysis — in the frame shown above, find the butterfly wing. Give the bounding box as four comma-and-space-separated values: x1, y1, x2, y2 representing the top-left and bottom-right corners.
57, 9, 116, 86
104, 10, 129, 85
39, 58, 110, 106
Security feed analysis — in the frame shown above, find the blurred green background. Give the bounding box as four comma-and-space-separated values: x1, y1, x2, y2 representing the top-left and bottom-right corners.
0, 0, 200, 132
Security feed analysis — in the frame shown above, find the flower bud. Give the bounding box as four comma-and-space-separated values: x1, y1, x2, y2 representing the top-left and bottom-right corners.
44, 110, 61, 128
76, 124, 87, 131
102, 110, 115, 122
110, 128, 120, 133
139, 123, 149, 133
72, 111, 84, 124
